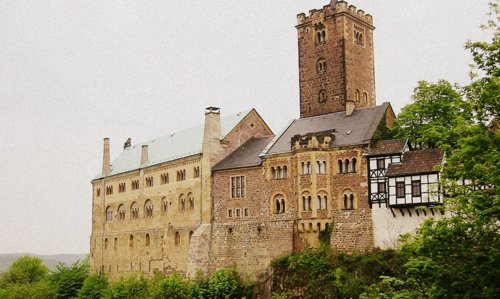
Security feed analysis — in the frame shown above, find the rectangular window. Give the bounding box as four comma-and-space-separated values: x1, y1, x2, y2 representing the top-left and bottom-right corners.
231, 176, 245, 198
227, 209, 233, 218
244, 208, 249, 217
376, 159, 385, 170
236, 208, 241, 217
411, 180, 421, 197
377, 182, 386, 193
396, 182, 405, 198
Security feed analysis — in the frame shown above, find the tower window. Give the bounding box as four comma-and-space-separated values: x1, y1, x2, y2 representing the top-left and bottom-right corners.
316, 30, 326, 44
317, 59, 326, 73
318, 90, 327, 103
363, 92, 368, 104
354, 24, 365, 46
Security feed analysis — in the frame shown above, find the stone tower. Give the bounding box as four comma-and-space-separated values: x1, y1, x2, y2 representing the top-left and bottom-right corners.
297, 0, 376, 118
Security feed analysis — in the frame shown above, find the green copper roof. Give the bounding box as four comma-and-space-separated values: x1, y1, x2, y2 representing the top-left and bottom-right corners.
96, 109, 253, 179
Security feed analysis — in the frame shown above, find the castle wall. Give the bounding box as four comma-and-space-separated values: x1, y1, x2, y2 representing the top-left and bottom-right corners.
372, 206, 449, 249
90, 156, 203, 278
210, 167, 294, 278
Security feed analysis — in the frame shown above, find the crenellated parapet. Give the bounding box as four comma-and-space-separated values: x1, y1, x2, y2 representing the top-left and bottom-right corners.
291, 130, 335, 151
297, 0, 373, 27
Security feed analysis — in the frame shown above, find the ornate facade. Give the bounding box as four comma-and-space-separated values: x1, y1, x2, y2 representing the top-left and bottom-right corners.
90, 0, 446, 279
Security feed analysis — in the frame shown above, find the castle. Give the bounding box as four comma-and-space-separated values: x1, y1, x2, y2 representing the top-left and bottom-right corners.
90, 0, 446, 279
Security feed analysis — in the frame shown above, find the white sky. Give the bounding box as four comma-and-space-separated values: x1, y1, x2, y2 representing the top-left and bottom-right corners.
0, 1, 491, 254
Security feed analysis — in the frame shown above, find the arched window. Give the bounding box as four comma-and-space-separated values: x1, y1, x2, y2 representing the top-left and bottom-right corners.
355, 89, 360, 102
317, 195, 322, 210
338, 160, 343, 174
302, 195, 312, 211
322, 195, 328, 210
276, 166, 281, 179
282, 166, 287, 178
188, 193, 194, 210
144, 199, 153, 218
104, 238, 108, 250
118, 204, 126, 220
161, 197, 168, 215
273, 195, 286, 214
318, 90, 327, 103
175, 232, 180, 245
317, 192, 328, 210
301, 162, 306, 174
307, 162, 312, 174
352, 158, 357, 173
341, 191, 356, 210
271, 167, 275, 179
189, 231, 194, 244
130, 202, 139, 219
105, 206, 113, 222
129, 235, 134, 247
145, 233, 150, 246
321, 31, 326, 43
113, 237, 118, 250
363, 92, 368, 104
179, 194, 186, 212
317, 58, 326, 73
344, 159, 350, 173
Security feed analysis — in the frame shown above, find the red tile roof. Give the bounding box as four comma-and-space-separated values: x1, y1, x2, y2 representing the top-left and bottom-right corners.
367, 138, 407, 156
385, 149, 444, 177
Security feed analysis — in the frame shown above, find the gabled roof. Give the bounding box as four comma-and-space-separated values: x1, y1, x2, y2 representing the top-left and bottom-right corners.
212, 136, 275, 171
263, 103, 391, 155
386, 149, 444, 177
97, 109, 253, 179
367, 138, 408, 157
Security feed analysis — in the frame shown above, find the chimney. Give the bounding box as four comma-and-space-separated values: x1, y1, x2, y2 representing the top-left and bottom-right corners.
346, 101, 355, 116
102, 138, 110, 177
203, 107, 221, 153
141, 145, 149, 166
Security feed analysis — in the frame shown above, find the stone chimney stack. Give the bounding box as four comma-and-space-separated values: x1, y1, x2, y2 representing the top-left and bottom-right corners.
200, 106, 221, 224
102, 138, 110, 177
141, 145, 149, 166
346, 101, 355, 116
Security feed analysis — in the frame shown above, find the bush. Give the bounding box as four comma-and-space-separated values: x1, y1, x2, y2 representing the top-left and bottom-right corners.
48, 259, 89, 299
78, 273, 108, 299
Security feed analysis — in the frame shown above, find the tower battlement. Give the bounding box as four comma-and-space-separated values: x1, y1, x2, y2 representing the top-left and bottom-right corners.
297, 1, 373, 27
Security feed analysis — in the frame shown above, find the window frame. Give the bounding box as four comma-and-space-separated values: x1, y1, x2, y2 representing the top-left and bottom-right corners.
411, 180, 422, 197
396, 181, 405, 198
230, 175, 246, 199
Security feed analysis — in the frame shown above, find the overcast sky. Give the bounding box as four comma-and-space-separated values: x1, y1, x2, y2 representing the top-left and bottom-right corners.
0, 1, 492, 254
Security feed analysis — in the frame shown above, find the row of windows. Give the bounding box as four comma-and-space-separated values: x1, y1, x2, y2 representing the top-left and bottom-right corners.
396, 180, 421, 198
271, 166, 288, 179
102, 231, 194, 250
301, 194, 328, 211
338, 158, 357, 174
105, 194, 195, 222
354, 89, 368, 104
227, 207, 249, 218
96, 167, 201, 196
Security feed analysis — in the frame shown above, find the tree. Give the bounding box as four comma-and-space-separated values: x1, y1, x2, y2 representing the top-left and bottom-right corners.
78, 273, 109, 299
392, 80, 471, 150
364, 2, 500, 298
0, 256, 49, 286
47, 259, 89, 299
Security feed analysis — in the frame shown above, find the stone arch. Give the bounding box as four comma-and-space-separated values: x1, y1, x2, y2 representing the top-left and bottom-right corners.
316, 190, 328, 210
144, 199, 153, 217
301, 191, 312, 211
130, 201, 139, 219
187, 192, 194, 210
145, 233, 150, 246
339, 189, 356, 210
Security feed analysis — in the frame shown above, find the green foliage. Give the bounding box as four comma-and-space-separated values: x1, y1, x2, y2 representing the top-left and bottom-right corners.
148, 272, 189, 299
392, 79, 471, 150
208, 268, 249, 299
78, 273, 109, 299
270, 247, 403, 299
0, 281, 54, 299
102, 274, 149, 299
0, 256, 49, 286
318, 222, 333, 247
372, 111, 394, 142
47, 259, 89, 299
